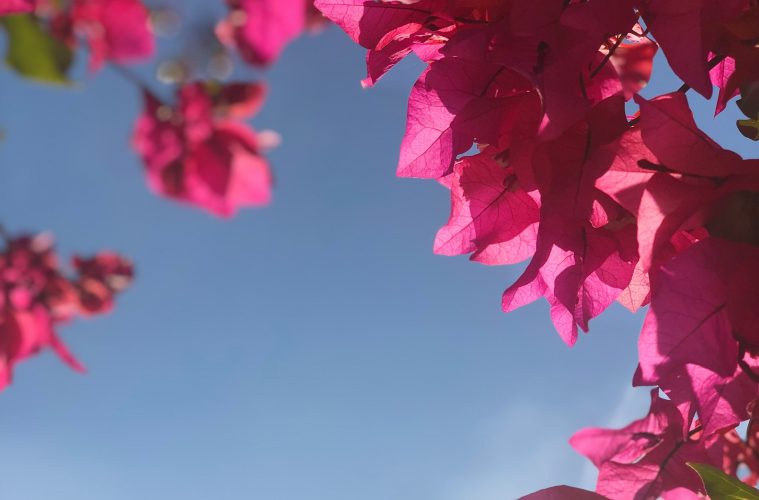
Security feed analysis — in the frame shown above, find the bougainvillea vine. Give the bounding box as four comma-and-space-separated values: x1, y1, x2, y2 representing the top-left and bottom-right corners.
2, 0, 758, 494
315, 0, 759, 496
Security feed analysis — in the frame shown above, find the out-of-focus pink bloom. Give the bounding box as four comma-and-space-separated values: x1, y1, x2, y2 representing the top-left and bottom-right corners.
53, 0, 154, 72
217, 0, 326, 67
133, 81, 273, 217
0, 231, 132, 390
73, 253, 134, 314
0, 0, 34, 15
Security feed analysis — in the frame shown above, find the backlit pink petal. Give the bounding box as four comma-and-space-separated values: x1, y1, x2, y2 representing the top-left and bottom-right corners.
637, 0, 712, 97
594, 128, 657, 216
509, 0, 563, 36
616, 259, 650, 312
504, 225, 635, 346
534, 0, 636, 138
362, 22, 424, 87
503, 99, 638, 344
399, 58, 537, 178
571, 390, 684, 467
434, 153, 539, 265
635, 92, 751, 177
636, 173, 713, 272
314, 0, 433, 49
728, 258, 759, 351
711, 56, 738, 115
572, 390, 717, 499
471, 223, 538, 265
638, 239, 747, 386
653, 358, 759, 436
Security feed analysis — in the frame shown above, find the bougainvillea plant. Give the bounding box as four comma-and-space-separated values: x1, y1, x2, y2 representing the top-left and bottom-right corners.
313, 0, 759, 497
2, 0, 759, 496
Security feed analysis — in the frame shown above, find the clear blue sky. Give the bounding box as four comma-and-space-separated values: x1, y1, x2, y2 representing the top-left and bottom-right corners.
0, 4, 753, 499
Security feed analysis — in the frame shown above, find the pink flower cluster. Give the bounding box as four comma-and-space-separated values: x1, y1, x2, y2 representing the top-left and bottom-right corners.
0, 231, 132, 390
0, 2, 141, 390
49, 0, 155, 72
1, 1, 283, 218
569, 390, 759, 498
217, 0, 325, 66
133, 81, 273, 217
316, 0, 759, 496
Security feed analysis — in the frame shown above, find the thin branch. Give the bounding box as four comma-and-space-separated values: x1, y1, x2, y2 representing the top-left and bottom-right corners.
589, 34, 624, 79
628, 54, 727, 127
109, 64, 168, 104
675, 55, 727, 94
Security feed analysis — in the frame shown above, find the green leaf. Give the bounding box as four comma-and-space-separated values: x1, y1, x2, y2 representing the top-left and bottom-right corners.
1, 14, 73, 84
689, 463, 759, 500
737, 119, 759, 141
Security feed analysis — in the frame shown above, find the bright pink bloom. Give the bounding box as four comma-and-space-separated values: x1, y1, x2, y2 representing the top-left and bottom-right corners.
502, 97, 638, 345
133, 82, 273, 217
315, 0, 481, 86
319, 0, 759, 493
635, 93, 753, 178
318, 0, 658, 184
434, 152, 539, 265
594, 93, 759, 276
571, 390, 727, 499
711, 56, 738, 115
637, 357, 759, 437
636, 239, 759, 433
636, 0, 713, 98
637, 0, 752, 99
399, 58, 539, 178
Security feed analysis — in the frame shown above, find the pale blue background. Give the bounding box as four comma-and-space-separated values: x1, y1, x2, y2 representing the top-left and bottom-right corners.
0, 3, 753, 499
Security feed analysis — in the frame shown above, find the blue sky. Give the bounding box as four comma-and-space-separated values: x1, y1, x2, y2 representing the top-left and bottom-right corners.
0, 4, 754, 499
